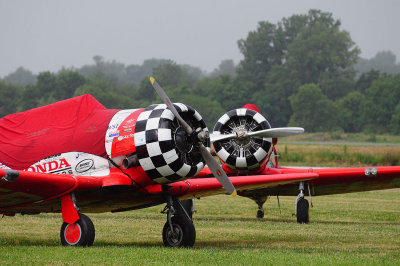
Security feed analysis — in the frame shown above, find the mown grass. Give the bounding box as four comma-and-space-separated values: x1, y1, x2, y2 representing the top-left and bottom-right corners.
1, 190, 399, 265
277, 144, 400, 166
1, 140, 399, 264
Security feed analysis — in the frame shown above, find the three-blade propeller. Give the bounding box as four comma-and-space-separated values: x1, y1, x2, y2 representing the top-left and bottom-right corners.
150, 77, 237, 196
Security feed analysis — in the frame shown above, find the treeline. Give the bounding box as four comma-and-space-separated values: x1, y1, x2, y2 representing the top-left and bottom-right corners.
1, 9, 400, 134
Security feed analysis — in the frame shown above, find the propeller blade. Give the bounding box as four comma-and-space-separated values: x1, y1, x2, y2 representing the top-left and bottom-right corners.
210, 127, 304, 143
199, 143, 236, 196
209, 132, 236, 143
247, 127, 304, 138
150, 77, 193, 134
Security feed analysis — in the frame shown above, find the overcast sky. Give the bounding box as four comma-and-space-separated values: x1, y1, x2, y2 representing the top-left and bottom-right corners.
1, 0, 399, 77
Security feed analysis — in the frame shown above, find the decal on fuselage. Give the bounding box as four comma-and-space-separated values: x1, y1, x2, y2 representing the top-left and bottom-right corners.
105, 109, 143, 158
26, 157, 72, 174
26, 152, 110, 176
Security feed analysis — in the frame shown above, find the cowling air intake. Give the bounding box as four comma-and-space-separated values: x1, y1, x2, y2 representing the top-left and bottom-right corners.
134, 103, 210, 184
213, 108, 272, 172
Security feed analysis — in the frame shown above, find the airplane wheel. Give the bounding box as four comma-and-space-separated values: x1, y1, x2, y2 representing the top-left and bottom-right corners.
257, 210, 264, 219
80, 214, 95, 246
60, 213, 95, 246
162, 216, 196, 247
296, 198, 309, 224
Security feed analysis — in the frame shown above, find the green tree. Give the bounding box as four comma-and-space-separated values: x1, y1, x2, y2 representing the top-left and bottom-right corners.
251, 65, 300, 126
289, 83, 340, 132
36, 71, 57, 95
179, 94, 225, 126
237, 21, 281, 89
242, 10, 359, 126
360, 74, 400, 133
336, 91, 365, 132
152, 61, 185, 87
0, 81, 23, 117
354, 70, 380, 93
3, 67, 36, 86
134, 76, 157, 106
152, 60, 198, 87
134, 60, 204, 106
27, 70, 86, 107
18, 71, 57, 110
390, 103, 400, 134
211, 59, 237, 77
74, 73, 133, 109
282, 10, 359, 99
181, 64, 206, 81
196, 74, 244, 111
355, 51, 400, 75
54, 70, 86, 100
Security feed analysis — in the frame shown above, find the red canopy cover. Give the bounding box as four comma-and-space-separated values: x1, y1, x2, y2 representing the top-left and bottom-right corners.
0, 94, 119, 169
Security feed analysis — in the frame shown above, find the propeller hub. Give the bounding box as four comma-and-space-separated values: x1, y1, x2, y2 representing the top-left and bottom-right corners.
232, 126, 250, 146
174, 127, 194, 153
196, 128, 210, 143
236, 128, 248, 140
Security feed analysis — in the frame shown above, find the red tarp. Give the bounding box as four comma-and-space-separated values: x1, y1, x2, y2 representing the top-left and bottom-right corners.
0, 94, 119, 169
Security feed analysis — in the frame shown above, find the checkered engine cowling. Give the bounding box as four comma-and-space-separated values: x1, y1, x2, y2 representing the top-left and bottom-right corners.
213, 108, 271, 172
134, 103, 209, 183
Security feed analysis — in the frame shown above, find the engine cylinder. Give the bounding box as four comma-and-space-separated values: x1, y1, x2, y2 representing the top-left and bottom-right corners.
134, 103, 209, 183
213, 108, 271, 172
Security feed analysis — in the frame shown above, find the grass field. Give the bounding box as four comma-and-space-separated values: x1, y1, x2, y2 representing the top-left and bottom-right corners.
281, 132, 400, 143
1, 190, 399, 265
1, 137, 400, 265
276, 144, 400, 166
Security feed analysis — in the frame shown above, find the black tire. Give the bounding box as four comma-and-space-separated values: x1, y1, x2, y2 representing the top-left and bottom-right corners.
296, 198, 309, 224
180, 199, 194, 220
60, 213, 95, 246
257, 210, 264, 219
80, 214, 95, 246
162, 216, 196, 247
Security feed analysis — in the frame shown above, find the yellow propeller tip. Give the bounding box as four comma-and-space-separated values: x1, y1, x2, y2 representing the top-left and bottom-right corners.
150, 76, 155, 85
231, 190, 237, 197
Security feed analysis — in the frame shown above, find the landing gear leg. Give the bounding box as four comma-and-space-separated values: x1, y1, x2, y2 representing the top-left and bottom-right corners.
295, 182, 309, 224
256, 199, 265, 219
253, 196, 268, 219
180, 199, 195, 220
162, 196, 196, 247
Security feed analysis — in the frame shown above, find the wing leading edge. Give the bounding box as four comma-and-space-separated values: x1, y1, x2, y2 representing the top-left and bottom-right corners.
163, 173, 318, 199
0, 169, 103, 209
263, 166, 400, 195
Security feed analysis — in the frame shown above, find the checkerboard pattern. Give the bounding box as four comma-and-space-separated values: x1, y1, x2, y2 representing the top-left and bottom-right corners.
213, 108, 271, 171
134, 103, 209, 183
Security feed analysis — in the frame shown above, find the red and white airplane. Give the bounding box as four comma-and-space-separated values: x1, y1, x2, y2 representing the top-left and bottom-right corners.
0, 77, 399, 247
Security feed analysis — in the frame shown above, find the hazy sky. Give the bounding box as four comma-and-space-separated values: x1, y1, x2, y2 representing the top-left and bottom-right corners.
1, 0, 399, 77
